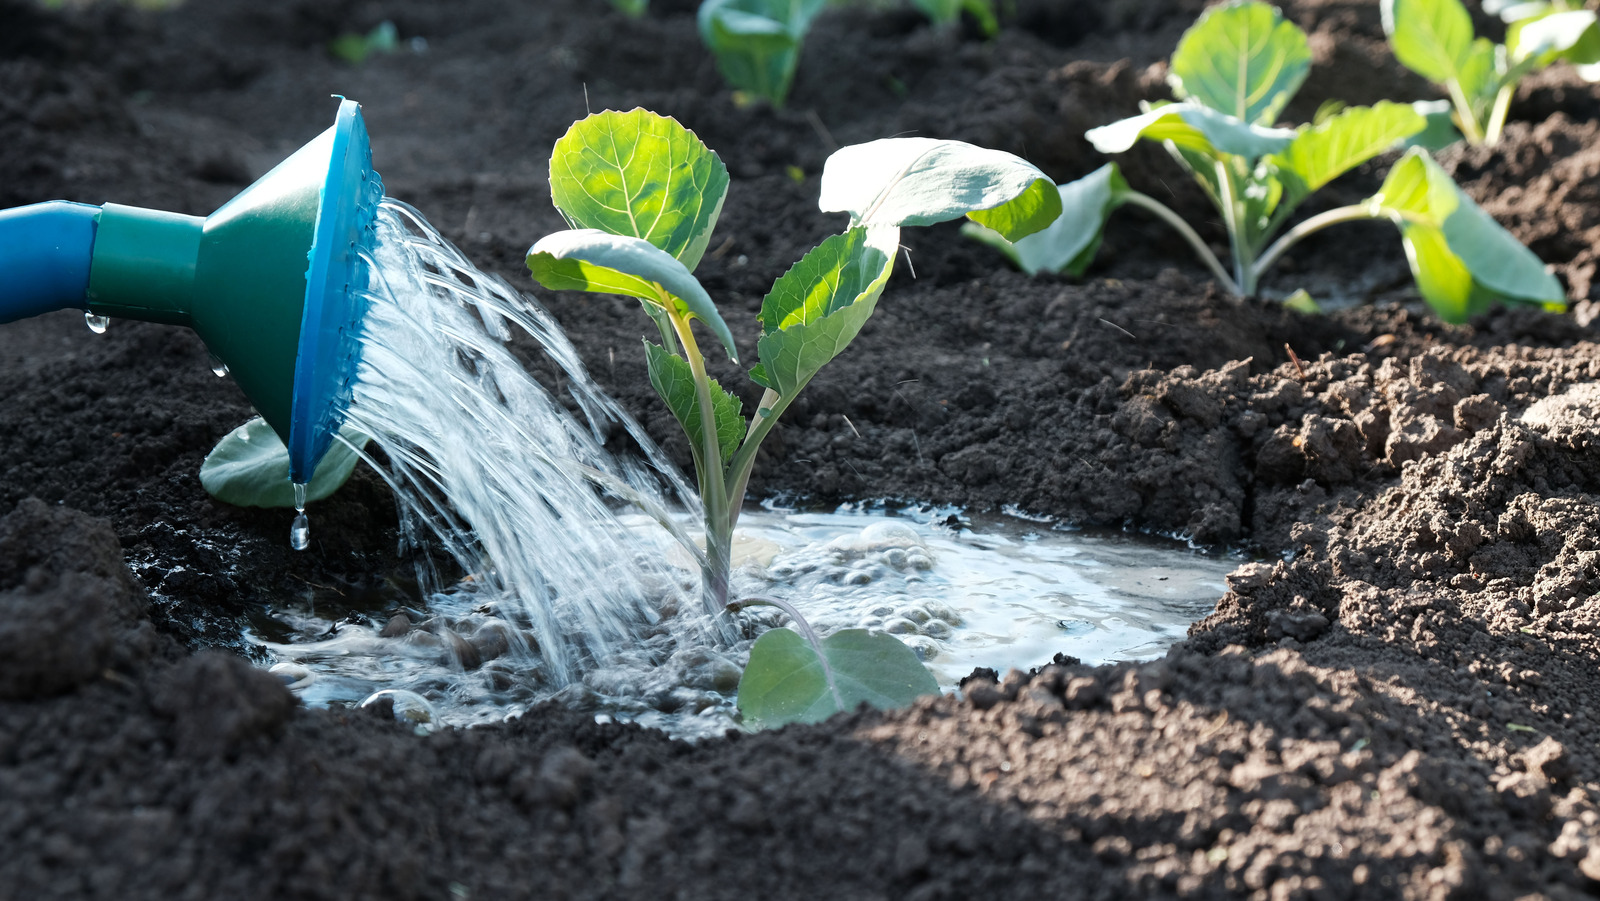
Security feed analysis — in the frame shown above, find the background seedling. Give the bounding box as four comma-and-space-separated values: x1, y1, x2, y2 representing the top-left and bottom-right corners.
969, 0, 1566, 323
698, 0, 828, 107
526, 108, 1058, 726
1383, 0, 1600, 146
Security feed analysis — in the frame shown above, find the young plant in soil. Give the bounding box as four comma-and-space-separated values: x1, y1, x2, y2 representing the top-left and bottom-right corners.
967, 0, 1567, 323
526, 108, 1061, 725
698, 0, 827, 107
1383, 0, 1600, 146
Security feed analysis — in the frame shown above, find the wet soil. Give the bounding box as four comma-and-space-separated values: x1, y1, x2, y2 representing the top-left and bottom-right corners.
5, 0, 1600, 897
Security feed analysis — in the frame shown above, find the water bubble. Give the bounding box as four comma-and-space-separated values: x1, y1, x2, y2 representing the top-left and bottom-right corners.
361, 689, 439, 734
290, 512, 311, 551
882, 617, 920, 635
922, 619, 954, 640
209, 353, 229, 377
84, 312, 109, 334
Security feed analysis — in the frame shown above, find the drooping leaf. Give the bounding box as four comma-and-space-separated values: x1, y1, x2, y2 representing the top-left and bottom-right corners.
643, 342, 745, 467
548, 109, 729, 271
755, 226, 897, 397
698, 0, 828, 107
527, 229, 739, 362
201, 417, 370, 508
1381, 0, 1478, 85
1270, 101, 1427, 204
1086, 103, 1297, 161
737, 627, 940, 728
962, 164, 1129, 277
1372, 148, 1565, 322
1167, 0, 1312, 125
818, 137, 1062, 241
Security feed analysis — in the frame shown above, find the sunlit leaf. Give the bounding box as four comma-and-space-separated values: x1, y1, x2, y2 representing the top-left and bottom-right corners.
1382, 0, 1478, 85
1086, 103, 1297, 161
962, 163, 1129, 277
548, 109, 729, 272
643, 342, 745, 467
527, 229, 740, 362
755, 226, 897, 397
201, 417, 369, 508
819, 137, 1061, 240
1270, 102, 1426, 204
737, 627, 940, 728
1168, 0, 1312, 124
1372, 148, 1564, 322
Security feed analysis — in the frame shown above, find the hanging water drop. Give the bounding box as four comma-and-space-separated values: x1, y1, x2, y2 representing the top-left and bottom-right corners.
84, 312, 110, 334
290, 482, 310, 551
209, 353, 229, 377
290, 512, 311, 551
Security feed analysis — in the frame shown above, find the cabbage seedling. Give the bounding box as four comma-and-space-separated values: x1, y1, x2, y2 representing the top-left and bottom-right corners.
1384, 0, 1600, 145
698, 0, 828, 107
526, 108, 1058, 725
969, 0, 1567, 323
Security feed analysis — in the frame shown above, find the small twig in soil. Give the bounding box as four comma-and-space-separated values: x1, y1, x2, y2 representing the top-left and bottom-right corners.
1285, 343, 1307, 380
841, 415, 861, 438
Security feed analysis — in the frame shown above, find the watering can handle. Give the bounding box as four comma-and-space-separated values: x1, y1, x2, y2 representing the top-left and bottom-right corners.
0, 201, 99, 324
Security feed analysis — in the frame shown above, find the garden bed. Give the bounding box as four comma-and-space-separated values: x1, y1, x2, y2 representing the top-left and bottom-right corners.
4, 0, 1600, 897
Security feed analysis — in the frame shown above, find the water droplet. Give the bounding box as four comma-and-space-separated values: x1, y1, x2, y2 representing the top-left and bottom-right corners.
84, 312, 109, 334
290, 512, 310, 551
293, 481, 308, 512
209, 353, 229, 377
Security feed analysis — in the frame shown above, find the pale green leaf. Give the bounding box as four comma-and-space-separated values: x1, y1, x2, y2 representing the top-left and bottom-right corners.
737, 627, 940, 728
1509, 9, 1599, 63
643, 342, 745, 467
818, 137, 1061, 240
1382, 0, 1477, 85
1168, 0, 1312, 125
548, 108, 729, 271
1270, 101, 1426, 204
1086, 103, 1297, 161
201, 417, 369, 508
698, 0, 827, 107
962, 163, 1129, 277
756, 226, 898, 397
527, 229, 739, 362
1372, 148, 1565, 321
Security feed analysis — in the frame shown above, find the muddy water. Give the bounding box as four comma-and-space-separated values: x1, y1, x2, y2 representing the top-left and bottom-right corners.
255, 503, 1235, 739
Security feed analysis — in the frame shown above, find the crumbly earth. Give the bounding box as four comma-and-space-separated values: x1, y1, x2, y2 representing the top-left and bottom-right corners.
4, 0, 1600, 898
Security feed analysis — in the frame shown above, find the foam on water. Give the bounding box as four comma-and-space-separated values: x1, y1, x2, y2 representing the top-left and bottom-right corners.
252, 200, 1240, 739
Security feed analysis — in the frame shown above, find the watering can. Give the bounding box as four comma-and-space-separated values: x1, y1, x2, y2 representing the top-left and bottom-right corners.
0, 97, 382, 483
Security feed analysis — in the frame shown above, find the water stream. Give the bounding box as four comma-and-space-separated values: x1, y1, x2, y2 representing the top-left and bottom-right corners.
255, 200, 1239, 739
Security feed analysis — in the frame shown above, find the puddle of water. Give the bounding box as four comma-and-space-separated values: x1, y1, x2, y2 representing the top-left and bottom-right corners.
254, 502, 1237, 740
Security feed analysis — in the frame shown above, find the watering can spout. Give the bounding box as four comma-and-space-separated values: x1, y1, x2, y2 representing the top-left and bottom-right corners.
0, 98, 382, 483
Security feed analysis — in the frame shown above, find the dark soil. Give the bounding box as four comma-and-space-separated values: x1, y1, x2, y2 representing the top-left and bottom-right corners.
5, 0, 1600, 898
